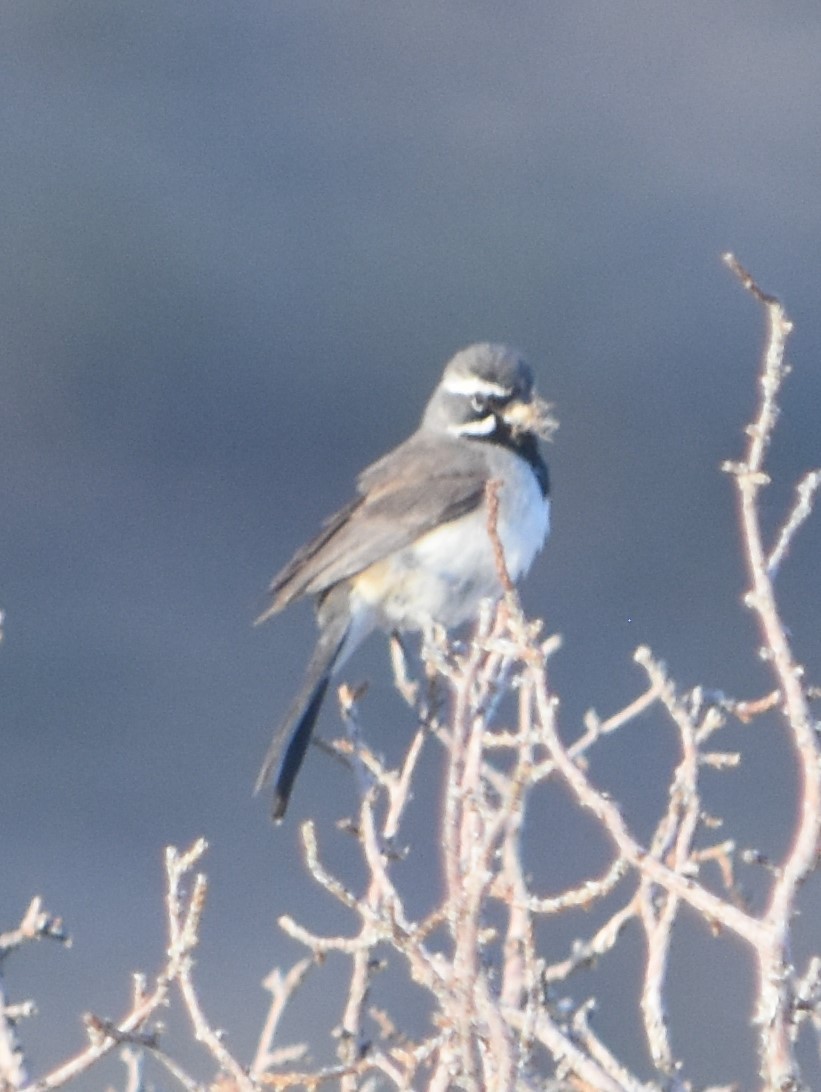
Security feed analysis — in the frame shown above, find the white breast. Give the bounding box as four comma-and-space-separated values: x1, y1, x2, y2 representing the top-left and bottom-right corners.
353, 457, 549, 632
494, 453, 550, 581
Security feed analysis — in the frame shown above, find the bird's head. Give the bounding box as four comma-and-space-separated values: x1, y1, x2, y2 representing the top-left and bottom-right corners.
422, 343, 557, 443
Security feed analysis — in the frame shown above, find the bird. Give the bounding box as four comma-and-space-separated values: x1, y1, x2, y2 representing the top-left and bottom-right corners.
255, 342, 554, 820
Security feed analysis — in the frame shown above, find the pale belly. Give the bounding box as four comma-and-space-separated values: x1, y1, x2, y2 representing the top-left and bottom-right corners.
352, 461, 549, 631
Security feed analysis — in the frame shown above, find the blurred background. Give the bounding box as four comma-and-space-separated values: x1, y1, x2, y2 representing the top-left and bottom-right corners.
2, 2, 821, 1087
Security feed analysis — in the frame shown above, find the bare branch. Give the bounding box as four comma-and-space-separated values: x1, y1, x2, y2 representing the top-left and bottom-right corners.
724, 254, 821, 1088
6, 255, 819, 1092
0, 899, 68, 959
768, 468, 821, 576
252, 959, 315, 1076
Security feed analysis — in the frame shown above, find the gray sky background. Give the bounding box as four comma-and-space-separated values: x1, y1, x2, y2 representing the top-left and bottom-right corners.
2, 3, 821, 1087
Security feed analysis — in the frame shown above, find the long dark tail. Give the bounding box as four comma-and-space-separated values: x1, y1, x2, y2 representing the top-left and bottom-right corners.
255, 616, 348, 821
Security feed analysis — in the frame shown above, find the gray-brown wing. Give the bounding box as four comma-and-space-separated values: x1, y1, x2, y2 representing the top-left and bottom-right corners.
260, 433, 487, 617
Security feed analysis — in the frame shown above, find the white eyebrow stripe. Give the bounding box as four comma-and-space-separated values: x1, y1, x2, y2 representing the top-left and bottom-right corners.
442, 375, 512, 399
447, 415, 497, 437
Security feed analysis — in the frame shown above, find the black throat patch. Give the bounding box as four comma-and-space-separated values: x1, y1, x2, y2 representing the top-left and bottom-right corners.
473, 419, 550, 498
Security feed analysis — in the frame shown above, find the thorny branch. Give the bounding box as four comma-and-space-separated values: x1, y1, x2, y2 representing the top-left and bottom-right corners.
3, 259, 819, 1091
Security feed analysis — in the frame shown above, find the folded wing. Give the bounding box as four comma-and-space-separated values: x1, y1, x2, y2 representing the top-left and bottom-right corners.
257, 433, 488, 621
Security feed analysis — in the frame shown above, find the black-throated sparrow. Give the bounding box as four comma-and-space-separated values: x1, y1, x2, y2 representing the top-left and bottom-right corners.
256, 343, 553, 819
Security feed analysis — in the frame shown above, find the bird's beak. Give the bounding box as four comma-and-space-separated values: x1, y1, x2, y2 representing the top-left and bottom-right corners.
502, 395, 558, 441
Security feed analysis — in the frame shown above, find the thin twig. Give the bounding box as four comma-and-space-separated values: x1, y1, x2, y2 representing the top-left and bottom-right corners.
767, 468, 821, 576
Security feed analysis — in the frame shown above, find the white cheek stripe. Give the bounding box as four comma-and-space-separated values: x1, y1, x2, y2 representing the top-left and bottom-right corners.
443, 375, 512, 399
447, 415, 496, 436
